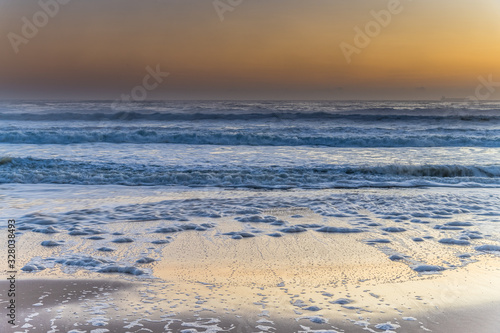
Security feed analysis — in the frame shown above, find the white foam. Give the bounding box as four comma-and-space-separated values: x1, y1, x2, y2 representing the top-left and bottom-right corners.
98, 266, 145, 275
297, 316, 328, 324
475, 245, 500, 252
375, 322, 401, 330
412, 265, 445, 272
87, 316, 109, 327
439, 238, 471, 246
40, 240, 62, 247
21, 264, 45, 272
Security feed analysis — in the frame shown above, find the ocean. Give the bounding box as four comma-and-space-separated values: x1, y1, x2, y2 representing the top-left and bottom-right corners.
1, 100, 500, 332
1, 100, 500, 189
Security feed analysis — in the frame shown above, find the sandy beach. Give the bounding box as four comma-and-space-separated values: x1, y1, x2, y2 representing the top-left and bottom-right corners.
2, 254, 500, 332
2, 196, 500, 332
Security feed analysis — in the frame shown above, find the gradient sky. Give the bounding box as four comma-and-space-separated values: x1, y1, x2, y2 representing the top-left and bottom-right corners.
1, 0, 500, 100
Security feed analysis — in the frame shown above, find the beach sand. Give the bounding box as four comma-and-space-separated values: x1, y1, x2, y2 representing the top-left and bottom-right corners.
2, 208, 500, 332
1, 259, 499, 332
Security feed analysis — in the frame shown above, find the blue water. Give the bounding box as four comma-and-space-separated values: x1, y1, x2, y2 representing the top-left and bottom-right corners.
1, 100, 500, 188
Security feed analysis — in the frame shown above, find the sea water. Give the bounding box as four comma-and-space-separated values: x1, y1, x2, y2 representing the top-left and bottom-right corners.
2, 100, 500, 237
1, 100, 500, 272
2, 100, 500, 331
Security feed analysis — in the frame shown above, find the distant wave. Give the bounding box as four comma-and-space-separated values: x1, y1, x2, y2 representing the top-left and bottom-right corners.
1, 100, 499, 123
1, 157, 499, 188
1, 128, 499, 147
1, 110, 500, 122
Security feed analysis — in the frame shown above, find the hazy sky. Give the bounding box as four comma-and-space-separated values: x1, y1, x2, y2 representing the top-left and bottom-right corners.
1, 0, 500, 100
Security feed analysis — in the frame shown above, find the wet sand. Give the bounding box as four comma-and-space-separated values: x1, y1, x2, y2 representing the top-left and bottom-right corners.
2, 230, 500, 333
2, 193, 500, 332
1, 258, 500, 332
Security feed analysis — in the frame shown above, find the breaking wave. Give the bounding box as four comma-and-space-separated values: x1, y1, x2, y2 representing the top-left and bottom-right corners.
1, 157, 499, 188
1, 128, 499, 147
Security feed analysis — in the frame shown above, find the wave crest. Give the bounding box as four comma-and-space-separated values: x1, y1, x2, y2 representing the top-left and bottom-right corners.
2, 157, 499, 188
1, 128, 499, 147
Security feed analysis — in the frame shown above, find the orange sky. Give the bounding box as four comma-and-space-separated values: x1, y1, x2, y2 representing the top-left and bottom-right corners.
0, 0, 499, 100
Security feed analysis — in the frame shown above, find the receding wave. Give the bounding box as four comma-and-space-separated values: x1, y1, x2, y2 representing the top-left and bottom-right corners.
2, 157, 499, 188
1, 128, 499, 147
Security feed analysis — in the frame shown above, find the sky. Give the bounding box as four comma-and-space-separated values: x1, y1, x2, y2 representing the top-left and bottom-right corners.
0, 0, 500, 100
